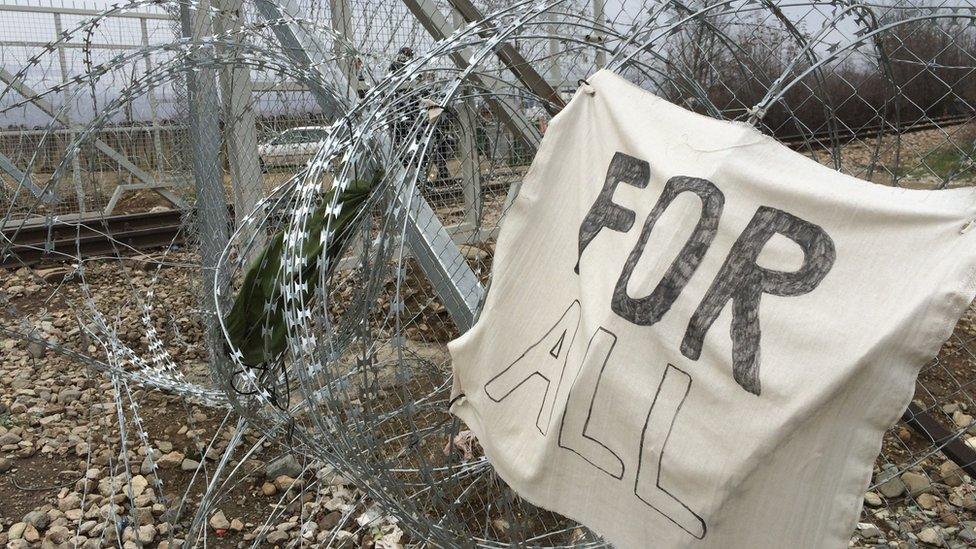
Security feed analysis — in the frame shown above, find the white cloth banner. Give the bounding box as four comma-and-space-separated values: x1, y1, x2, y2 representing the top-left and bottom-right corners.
448, 69, 976, 548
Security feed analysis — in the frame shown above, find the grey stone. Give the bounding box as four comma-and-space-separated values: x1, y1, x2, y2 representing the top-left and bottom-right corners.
265, 454, 302, 479
0, 431, 22, 446
901, 471, 931, 495
59, 389, 81, 404
27, 340, 46, 359
23, 509, 50, 530
10, 376, 30, 390
266, 530, 290, 544
857, 523, 883, 540
879, 473, 907, 499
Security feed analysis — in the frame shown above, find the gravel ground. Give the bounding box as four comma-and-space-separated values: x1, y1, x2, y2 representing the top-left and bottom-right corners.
3, 257, 976, 548
0, 257, 407, 548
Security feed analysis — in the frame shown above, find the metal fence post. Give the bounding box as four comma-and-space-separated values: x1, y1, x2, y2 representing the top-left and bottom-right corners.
448, 9, 483, 230
458, 96, 482, 229
592, 0, 606, 67
549, 22, 561, 89
329, 0, 357, 101
214, 0, 266, 255
180, 0, 231, 338
53, 12, 85, 214
140, 16, 166, 176
0, 153, 54, 203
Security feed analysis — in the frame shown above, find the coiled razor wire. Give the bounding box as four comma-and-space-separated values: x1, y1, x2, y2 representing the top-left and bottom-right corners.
1, 0, 975, 546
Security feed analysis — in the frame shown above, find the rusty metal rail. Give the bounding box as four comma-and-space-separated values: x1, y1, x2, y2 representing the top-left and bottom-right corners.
0, 209, 186, 269
902, 402, 976, 478
781, 113, 972, 149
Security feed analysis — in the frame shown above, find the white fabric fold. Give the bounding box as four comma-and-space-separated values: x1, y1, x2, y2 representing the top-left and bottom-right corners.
448, 69, 976, 548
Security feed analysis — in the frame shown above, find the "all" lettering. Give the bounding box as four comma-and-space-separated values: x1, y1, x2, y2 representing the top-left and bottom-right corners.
484, 301, 706, 539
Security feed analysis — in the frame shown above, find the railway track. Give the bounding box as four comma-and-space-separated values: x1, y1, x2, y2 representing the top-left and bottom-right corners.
0, 209, 185, 269
780, 113, 972, 149
421, 175, 513, 203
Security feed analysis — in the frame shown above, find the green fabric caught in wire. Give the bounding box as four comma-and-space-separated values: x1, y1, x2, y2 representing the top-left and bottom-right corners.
224, 170, 381, 367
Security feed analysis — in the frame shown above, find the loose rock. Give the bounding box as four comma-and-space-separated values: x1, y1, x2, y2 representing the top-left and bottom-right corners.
878, 467, 907, 498
157, 451, 185, 469
918, 527, 942, 545
265, 454, 302, 479
863, 492, 883, 507
902, 471, 931, 495
8, 523, 27, 540
917, 493, 940, 510
939, 461, 965, 487
209, 510, 230, 531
